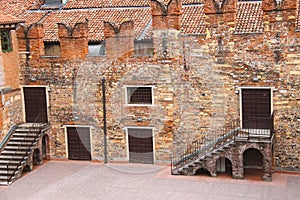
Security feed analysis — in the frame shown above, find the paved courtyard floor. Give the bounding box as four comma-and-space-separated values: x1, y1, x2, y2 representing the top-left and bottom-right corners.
0, 160, 299, 200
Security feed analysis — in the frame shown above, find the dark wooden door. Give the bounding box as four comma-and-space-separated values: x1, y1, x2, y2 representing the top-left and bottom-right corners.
67, 127, 91, 160
23, 87, 48, 123
242, 89, 271, 129
128, 128, 154, 164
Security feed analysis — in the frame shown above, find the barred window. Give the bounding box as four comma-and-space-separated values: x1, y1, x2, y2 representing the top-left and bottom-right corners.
1, 30, 12, 53
127, 87, 153, 105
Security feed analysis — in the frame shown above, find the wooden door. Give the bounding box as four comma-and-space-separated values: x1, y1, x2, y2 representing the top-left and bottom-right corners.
128, 128, 154, 164
23, 87, 48, 123
241, 89, 271, 129
67, 127, 91, 160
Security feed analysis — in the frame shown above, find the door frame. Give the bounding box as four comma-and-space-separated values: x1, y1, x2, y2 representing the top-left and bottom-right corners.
238, 86, 275, 129
21, 85, 50, 123
124, 126, 156, 164
62, 125, 93, 160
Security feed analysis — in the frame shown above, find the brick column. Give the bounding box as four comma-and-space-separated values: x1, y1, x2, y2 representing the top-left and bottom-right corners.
103, 21, 134, 61
58, 21, 89, 60
150, 0, 182, 61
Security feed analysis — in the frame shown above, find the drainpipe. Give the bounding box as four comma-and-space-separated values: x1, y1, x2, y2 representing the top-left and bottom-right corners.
102, 78, 108, 164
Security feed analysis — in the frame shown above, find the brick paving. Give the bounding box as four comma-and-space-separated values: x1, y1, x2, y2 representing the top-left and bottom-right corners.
0, 161, 299, 200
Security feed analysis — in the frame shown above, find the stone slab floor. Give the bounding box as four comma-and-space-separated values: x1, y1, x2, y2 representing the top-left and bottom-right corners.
0, 160, 299, 200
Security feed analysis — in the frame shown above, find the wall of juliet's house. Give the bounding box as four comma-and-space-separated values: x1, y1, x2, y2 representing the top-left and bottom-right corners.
0, 29, 23, 142
15, 0, 300, 169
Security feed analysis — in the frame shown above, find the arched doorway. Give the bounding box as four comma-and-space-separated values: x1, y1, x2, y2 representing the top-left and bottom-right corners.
33, 148, 41, 166
42, 134, 50, 160
243, 148, 263, 180
216, 157, 232, 178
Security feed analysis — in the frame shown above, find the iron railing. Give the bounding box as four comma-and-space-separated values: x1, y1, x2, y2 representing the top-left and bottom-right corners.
6, 111, 46, 184
171, 112, 275, 174
171, 120, 240, 173
236, 112, 275, 140
0, 124, 17, 149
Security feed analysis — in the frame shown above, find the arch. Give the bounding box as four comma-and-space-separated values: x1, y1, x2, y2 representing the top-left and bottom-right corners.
243, 148, 263, 180
33, 148, 41, 166
216, 157, 232, 177
42, 134, 50, 160
23, 165, 31, 173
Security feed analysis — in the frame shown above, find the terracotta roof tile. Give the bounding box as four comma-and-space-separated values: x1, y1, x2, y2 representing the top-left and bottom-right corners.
0, 0, 41, 19
63, 0, 203, 9
235, 1, 264, 34
0, 12, 24, 25
27, 8, 151, 42
181, 4, 205, 35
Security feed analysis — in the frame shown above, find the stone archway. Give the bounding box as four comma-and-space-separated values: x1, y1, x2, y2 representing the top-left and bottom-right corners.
243, 148, 263, 180
33, 148, 42, 166
216, 157, 233, 177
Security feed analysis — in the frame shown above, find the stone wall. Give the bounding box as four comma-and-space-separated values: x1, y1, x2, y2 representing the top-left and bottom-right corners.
14, 1, 300, 169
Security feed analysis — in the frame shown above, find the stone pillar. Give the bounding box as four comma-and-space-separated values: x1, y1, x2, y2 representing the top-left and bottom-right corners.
103, 21, 134, 61
58, 21, 89, 60
262, 143, 273, 182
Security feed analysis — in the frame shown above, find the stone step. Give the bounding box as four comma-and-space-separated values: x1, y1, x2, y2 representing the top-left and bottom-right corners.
0, 181, 13, 185
0, 165, 21, 170
1, 150, 28, 156
13, 132, 39, 137
0, 160, 25, 165
6, 141, 36, 146
14, 130, 41, 135
0, 155, 28, 160
10, 137, 36, 141
4, 146, 32, 151
0, 170, 17, 175
0, 175, 16, 181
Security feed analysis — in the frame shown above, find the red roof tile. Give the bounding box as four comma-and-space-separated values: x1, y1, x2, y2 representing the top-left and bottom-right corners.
0, 12, 24, 25
0, 0, 41, 19
235, 1, 264, 34
29, 8, 151, 42
63, 0, 203, 9
181, 4, 206, 35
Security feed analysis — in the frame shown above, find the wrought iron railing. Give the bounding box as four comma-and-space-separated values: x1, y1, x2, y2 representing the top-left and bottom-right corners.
0, 124, 17, 149
171, 112, 276, 174
236, 112, 275, 140
171, 120, 240, 173
6, 111, 46, 184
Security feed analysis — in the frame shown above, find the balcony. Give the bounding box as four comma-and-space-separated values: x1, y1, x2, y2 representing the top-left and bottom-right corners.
235, 112, 275, 142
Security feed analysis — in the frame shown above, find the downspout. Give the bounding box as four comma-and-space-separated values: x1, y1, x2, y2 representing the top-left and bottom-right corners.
102, 78, 108, 164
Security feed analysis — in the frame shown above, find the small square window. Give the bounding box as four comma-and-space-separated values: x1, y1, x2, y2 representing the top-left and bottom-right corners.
44, 42, 60, 57
88, 42, 106, 56
126, 87, 153, 105
1, 30, 12, 53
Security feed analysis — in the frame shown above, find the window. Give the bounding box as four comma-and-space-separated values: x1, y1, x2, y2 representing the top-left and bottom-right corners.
45, 0, 62, 4
44, 42, 60, 57
126, 86, 153, 105
1, 30, 12, 52
134, 40, 154, 56
88, 42, 106, 56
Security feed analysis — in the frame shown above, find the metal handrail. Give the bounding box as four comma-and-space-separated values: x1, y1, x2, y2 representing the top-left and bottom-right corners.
0, 124, 18, 149
237, 111, 275, 140
171, 119, 240, 173
6, 110, 46, 184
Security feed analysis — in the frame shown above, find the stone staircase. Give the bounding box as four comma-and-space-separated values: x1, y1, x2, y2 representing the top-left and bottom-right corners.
171, 120, 240, 176
172, 140, 235, 176
0, 123, 48, 185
